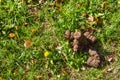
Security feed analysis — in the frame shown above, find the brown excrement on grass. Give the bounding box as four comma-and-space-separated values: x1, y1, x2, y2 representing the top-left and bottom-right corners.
65, 29, 100, 67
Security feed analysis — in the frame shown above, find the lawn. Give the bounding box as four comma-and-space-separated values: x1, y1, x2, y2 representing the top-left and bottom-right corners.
0, 0, 120, 80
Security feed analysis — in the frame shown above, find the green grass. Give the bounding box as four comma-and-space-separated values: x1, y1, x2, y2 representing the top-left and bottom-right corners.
0, 0, 120, 80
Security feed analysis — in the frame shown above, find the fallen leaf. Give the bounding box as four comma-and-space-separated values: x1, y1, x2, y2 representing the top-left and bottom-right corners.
31, 29, 36, 33
24, 40, 31, 47
88, 15, 94, 22
82, 13, 87, 17
9, 33, 15, 38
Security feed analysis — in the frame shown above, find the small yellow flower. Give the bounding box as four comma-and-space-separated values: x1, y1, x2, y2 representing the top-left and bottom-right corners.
44, 51, 50, 57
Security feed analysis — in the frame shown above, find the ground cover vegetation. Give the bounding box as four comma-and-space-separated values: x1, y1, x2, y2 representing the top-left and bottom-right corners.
0, 0, 120, 80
